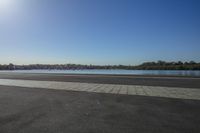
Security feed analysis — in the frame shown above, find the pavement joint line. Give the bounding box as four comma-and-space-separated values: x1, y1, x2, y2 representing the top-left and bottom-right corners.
104, 85, 114, 93
141, 86, 148, 96
95, 86, 107, 93
135, 87, 140, 95
118, 85, 128, 94
77, 84, 92, 91
83, 86, 96, 92
92, 85, 103, 92
126, 86, 129, 95
101, 85, 108, 93
108, 87, 115, 93
128, 86, 137, 95
0, 79, 200, 100
161, 87, 176, 97
110, 85, 120, 94
116, 86, 121, 94
117, 85, 122, 94
87, 84, 100, 91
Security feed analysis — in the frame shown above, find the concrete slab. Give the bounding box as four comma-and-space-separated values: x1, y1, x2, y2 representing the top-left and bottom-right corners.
0, 79, 200, 100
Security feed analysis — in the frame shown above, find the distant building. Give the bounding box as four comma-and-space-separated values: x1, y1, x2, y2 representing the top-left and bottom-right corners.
8, 63, 15, 70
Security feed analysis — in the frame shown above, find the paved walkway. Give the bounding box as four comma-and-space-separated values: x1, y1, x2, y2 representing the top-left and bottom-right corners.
0, 79, 199, 100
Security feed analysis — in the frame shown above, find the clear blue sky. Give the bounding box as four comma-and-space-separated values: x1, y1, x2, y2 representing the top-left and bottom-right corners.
0, 0, 200, 65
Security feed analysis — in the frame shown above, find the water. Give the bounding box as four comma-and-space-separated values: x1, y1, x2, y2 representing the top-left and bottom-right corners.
1, 69, 200, 77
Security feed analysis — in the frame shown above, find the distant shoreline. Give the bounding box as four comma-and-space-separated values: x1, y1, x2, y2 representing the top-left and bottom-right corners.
1, 61, 200, 70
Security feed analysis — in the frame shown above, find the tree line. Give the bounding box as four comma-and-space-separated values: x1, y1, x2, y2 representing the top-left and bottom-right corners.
0, 61, 200, 70
134, 61, 200, 70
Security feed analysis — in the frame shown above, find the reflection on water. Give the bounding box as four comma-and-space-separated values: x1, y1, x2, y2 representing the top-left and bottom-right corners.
1, 69, 200, 77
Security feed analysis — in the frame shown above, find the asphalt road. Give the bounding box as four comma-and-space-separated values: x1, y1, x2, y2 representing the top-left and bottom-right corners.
0, 85, 200, 133
0, 72, 200, 88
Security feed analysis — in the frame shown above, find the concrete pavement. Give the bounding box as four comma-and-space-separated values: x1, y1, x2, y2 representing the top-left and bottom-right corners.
0, 72, 200, 88
0, 85, 200, 133
0, 79, 199, 100
0, 73, 200, 133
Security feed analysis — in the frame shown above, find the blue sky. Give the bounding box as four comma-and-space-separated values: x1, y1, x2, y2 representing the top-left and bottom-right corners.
0, 0, 200, 65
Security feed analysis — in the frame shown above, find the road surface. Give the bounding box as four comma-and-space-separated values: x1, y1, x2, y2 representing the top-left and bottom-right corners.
0, 73, 199, 133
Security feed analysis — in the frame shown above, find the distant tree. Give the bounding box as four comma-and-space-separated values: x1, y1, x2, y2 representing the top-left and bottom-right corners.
189, 61, 196, 65
177, 61, 183, 65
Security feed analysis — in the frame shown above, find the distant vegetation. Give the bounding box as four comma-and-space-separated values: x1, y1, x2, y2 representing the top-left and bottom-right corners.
134, 61, 200, 70
0, 61, 200, 70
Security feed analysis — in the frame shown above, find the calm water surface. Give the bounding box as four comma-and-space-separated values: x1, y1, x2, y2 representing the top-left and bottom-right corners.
1, 69, 200, 77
